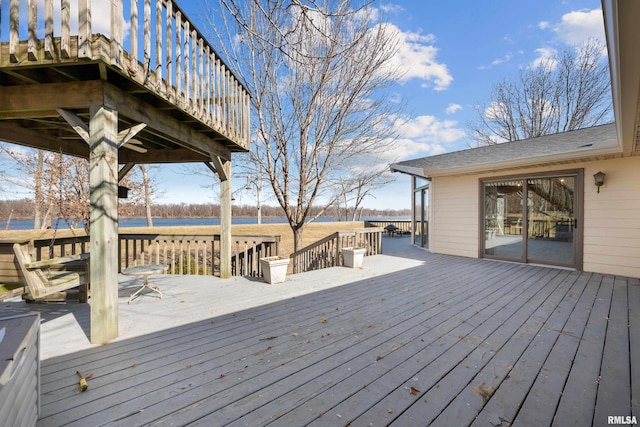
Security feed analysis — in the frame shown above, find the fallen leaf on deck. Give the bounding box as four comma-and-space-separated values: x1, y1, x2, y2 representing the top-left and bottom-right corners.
291, 332, 299, 337
131, 363, 138, 368
254, 346, 272, 356
473, 381, 495, 404
387, 409, 393, 414
185, 364, 191, 369
409, 386, 420, 395
321, 318, 328, 323
249, 317, 255, 321
260, 336, 278, 341
376, 355, 384, 361
85, 373, 94, 379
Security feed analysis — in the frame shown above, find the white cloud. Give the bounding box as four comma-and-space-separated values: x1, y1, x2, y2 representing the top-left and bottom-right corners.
491, 52, 513, 66
445, 103, 462, 115
550, 9, 605, 46
386, 114, 466, 160
382, 23, 453, 91
538, 21, 550, 30
531, 47, 558, 69
380, 3, 405, 14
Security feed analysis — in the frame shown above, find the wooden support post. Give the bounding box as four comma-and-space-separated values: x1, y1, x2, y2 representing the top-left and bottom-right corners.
217, 157, 232, 278
89, 105, 119, 344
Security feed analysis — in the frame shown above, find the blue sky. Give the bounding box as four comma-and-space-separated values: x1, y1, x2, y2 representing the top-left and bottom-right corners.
0, 0, 608, 213
161, 0, 608, 211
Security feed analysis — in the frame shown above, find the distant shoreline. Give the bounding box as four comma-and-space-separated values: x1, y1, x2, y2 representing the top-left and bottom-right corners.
0, 216, 410, 231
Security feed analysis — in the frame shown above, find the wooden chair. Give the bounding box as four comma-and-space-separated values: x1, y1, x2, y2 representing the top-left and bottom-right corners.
12, 241, 90, 303
0, 240, 26, 300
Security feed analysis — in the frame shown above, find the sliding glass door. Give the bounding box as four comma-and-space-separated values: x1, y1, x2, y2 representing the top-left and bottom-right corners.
482, 171, 582, 268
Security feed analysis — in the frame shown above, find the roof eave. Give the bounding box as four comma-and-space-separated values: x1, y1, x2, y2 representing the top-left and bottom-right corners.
389, 163, 427, 177
602, 0, 640, 154
421, 145, 623, 178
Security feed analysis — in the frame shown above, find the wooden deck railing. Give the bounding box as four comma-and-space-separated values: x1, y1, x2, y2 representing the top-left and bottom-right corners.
0, 0, 250, 148
290, 228, 383, 274
365, 219, 412, 233
32, 233, 280, 277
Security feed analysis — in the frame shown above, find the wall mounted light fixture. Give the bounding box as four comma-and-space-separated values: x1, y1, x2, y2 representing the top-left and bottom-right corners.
593, 171, 606, 193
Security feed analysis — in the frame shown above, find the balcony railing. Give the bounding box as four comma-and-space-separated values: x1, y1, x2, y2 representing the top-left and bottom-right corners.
32, 233, 280, 277
0, 0, 250, 149
289, 228, 383, 274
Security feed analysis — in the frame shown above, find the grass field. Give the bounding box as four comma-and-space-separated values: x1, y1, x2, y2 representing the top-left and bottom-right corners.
0, 221, 366, 259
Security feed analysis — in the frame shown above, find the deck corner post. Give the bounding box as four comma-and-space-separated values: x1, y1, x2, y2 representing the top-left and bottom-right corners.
218, 158, 232, 278
88, 104, 119, 344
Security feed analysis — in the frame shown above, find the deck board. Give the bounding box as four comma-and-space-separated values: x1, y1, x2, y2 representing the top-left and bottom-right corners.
1, 237, 635, 427
593, 275, 632, 424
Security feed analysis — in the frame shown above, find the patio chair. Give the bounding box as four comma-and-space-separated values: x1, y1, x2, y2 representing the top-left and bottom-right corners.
12, 242, 89, 303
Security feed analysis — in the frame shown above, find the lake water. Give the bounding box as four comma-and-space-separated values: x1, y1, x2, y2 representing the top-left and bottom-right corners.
0, 217, 409, 231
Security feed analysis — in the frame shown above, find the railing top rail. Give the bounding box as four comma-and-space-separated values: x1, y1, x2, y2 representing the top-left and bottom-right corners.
290, 231, 339, 258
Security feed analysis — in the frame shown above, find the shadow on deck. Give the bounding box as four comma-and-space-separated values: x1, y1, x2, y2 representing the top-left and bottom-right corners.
1, 236, 637, 426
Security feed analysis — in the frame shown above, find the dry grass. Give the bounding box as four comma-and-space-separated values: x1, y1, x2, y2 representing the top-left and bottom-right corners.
0, 221, 365, 259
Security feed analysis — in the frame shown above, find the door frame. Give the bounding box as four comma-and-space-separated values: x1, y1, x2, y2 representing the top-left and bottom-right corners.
479, 169, 583, 270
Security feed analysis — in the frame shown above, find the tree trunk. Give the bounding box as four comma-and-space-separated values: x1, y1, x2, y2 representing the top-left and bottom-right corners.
34, 150, 44, 229
292, 225, 305, 253
140, 165, 153, 227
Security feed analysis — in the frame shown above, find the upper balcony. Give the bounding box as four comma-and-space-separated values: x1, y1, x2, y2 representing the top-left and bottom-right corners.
0, 0, 250, 162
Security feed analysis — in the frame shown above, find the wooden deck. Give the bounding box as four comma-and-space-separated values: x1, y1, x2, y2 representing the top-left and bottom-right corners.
1, 237, 638, 426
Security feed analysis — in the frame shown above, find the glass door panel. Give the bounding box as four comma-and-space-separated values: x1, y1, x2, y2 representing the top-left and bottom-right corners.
526, 177, 575, 266
484, 180, 524, 260
413, 187, 422, 246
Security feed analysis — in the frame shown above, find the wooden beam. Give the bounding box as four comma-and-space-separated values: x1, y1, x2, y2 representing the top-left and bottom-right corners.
117, 123, 147, 147
88, 105, 119, 344
102, 82, 232, 160
219, 158, 232, 279
204, 161, 217, 175
118, 163, 136, 181
57, 108, 90, 143
0, 81, 106, 113
119, 147, 211, 164
0, 122, 89, 158
210, 155, 228, 181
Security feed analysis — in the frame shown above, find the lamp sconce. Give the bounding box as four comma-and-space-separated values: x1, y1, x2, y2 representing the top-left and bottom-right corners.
593, 171, 606, 193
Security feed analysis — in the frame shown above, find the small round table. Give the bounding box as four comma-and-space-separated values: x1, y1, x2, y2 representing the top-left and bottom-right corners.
122, 264, 168, 304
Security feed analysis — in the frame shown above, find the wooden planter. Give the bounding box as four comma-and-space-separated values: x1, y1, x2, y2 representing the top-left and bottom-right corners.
259, 256, 290, 284
341, 247, 366, 268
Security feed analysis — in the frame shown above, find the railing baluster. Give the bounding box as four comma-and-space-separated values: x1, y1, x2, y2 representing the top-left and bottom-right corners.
130, 0, 138, 58
155, 0, 162, 85
9, 0, 19, 62
111, 0, 124, 69
165, 0, 173, 98
143, 0, 150, 81
175, 10, 182, 100
44, 0, 53, 59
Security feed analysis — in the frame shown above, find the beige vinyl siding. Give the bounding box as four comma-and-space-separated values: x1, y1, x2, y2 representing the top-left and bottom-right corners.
430, 175, 479, 257
582, 157, 640, 277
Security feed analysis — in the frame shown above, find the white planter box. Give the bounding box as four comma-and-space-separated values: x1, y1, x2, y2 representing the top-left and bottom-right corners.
259, 256, 290, 284
342, 247, 366, 268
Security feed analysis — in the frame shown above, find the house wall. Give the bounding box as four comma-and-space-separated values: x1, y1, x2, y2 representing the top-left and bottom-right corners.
428, 155, 640, 277
429, 175, 479, 258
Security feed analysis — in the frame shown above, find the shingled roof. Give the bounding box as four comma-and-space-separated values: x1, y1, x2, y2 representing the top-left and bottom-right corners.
390, 123, 620, 178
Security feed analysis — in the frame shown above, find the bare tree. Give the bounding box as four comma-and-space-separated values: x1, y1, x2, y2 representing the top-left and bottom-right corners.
208, 0, 403, 251
468, 39, 612, 146
0, 143, 158, 231
139, 165, 155, 227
